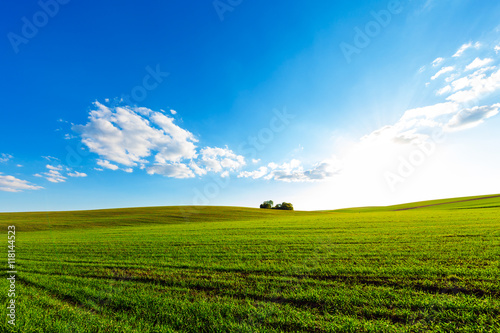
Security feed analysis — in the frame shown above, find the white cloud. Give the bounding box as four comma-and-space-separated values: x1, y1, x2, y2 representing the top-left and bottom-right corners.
400, 102, 459, 122
149, 112, 198, 164
170, 109, 177, 115
453, 42, 472, 57
44, 171, 66, 183
362, 102, 460, 145
46, 164, 63, 171
73, 102, 248, 179
495, 45, 500, 54
302, 161, 342, 180
251, 159, 261, 164
146, 163, 195, 179
189, 161, 207, 176
0, 154, 13, 163
238, 167, 268, 179
73, 102, 198, 168
34, 165, 67, 183
266, 159, 341, 182
451, 76, 470, 91
431, 66, 455, 80
123, 168, 133, 173
42, 156, 59, 162
0, 173, 43, 192
447, 104, 500, 130
444, 73, 459, 83
437, 85, 452, 95
447, 68, 500, 103
198, 147, 245, 173
34, 165, 87, 183
432, 57, 444, 67
96, 159, 119, 170
362, 98, 500, 147
239, 159, 341, 182
67, 171, 87, 178
268, 162, 279, 169
452, 42, 481, 57
465, 57, 493, 71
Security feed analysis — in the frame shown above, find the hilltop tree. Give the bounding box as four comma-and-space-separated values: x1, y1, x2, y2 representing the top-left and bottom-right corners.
273, 202, 293, 211
279, 202, 293, 210
259, 200, 274, 209
259, 200, 293, 210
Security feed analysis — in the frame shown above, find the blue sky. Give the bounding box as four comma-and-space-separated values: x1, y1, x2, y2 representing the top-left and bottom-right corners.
1, 0, 500, 212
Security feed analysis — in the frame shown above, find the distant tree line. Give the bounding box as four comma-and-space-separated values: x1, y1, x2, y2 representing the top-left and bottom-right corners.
259, 200, 293, 210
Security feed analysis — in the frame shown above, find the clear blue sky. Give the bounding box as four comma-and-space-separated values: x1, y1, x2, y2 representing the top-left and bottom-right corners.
1, 0, 500, 212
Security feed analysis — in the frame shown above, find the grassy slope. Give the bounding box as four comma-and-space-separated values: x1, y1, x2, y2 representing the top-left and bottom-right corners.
0, 196, 499, 332
331, 194, 500, 213
0, 206, 321, 232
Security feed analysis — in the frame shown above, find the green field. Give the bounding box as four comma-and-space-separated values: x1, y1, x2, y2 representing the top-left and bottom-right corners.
1, 195, 499, 332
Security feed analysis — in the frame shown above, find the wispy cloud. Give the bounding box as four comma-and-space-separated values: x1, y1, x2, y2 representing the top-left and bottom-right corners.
465, 57, 493, 71
446, 68, 500, 103
67, 171, 87, 178
362, 39, 500, 145
452, 42, 480, 58
453, 42, 472, 57
46, 165, 63, 171
42, 155, 60, 162
447, 104, 500, 130
34, 165, 67, 183
432, 57, 444, 67
436, 85, 452, 95
0, 153, 13, 163
146, 163, 195, 178
34, 164, 87, 183
96, 159, 119, 171
426, 41, 500, 104
238, 166, 268, 179
238, 159, 341, 182
361, 101, 499, 146
0, 173, 43, 192
431, 66, 455, 80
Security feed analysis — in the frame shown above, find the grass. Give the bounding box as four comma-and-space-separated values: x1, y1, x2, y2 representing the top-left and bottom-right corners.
1, 195, 499, 332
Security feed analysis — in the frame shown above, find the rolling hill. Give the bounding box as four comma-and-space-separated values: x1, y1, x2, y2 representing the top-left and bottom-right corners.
1, 195, 499, 332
